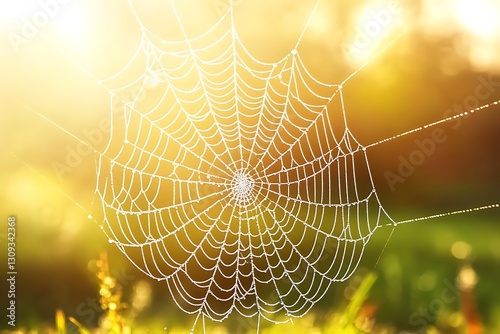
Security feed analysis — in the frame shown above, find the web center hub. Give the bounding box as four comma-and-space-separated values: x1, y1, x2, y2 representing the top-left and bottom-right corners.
230, 171, 255, 205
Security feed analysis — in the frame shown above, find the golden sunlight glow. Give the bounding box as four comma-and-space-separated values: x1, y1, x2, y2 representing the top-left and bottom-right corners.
0, 0, 88, 45
0, 0, 37, 30
307, 4, 333, 38
419, 0, 500, 72
0, 1, 35, 17
454, 0, 500, 71
343, 0, 403, 65
455, 0, 499, 37
53, 3, 88, 44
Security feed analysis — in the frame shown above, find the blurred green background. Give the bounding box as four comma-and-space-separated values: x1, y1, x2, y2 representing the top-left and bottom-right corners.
0, 0, 499, 332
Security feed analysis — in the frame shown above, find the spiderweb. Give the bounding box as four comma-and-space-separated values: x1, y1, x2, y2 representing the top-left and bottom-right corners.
92, 0, 499, 329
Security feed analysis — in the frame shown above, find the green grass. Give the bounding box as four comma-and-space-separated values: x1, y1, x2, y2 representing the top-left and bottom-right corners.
2, 214, 499, 333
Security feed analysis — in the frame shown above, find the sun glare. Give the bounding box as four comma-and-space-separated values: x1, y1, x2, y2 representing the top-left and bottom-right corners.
0, 1, 36, 30
0, 0, 88, 45
455, 0, 500, 71
53, 3, 88, 44
419, 0, 500, 72
0, 1, 35, 17
344, 1, 403, 65
455, 0, 499, 37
